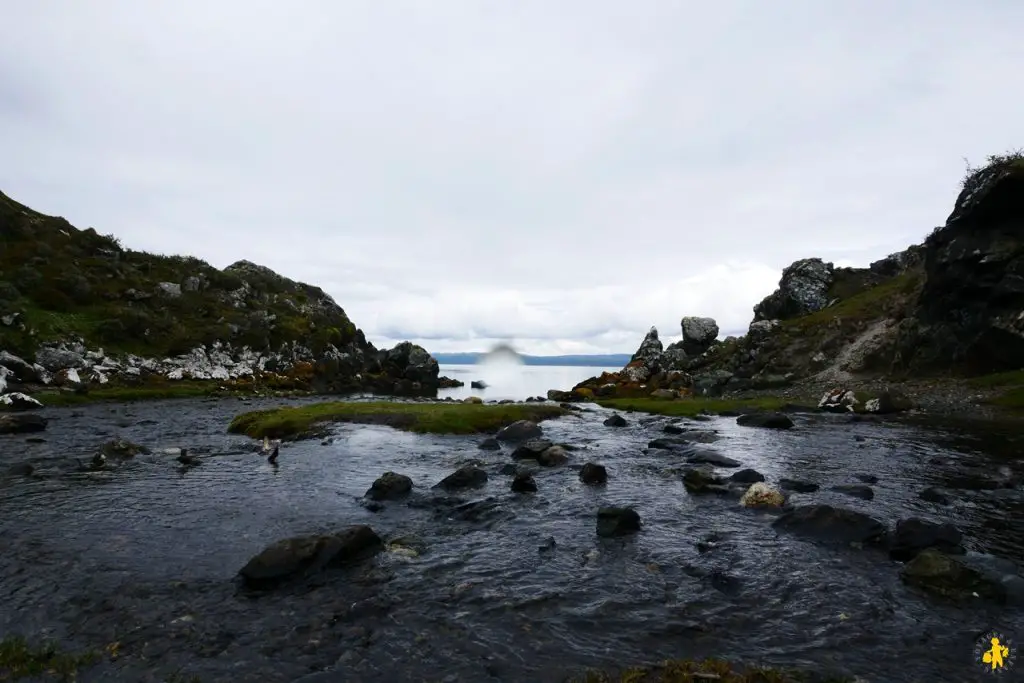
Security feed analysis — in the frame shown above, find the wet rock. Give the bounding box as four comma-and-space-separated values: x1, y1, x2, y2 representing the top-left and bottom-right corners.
538, 446, 569, 467
682, 466, 729, 495
510, 471, 537, 493
900, 548, 1006, 602
919, 487, 952, 505
238, 525, 383, 590
648, 437, 681, 450
602, 411, 626, 428
7, 462, 34, 477
864, 390, 913, 415
685, 451, 741, 468
0, 392, 43, 411
729, 468, 766, 484
478, 437, 501, 450
596, 507, 641, 537
579, 462, 608, 485
735, 413, 794, 429
779, 478, 820, 493
889, 518, 965, 562
433, 465, 488, 491
511, 438, 553, 460
547, 390, 572, 402
495, 420, 543, 442
831, 483, 874, 500
662, 423, 685, 434
365, 472, 413, 501
101, 438, 150, 458
538, 536, 556, 552
0, 413, 47, 434
739, 482, 785, 508
771, 504, 888, 546
855, 474, 879, 484
470, 380, 487, 389
498, 463, 518, 476
176, 451, 202, 467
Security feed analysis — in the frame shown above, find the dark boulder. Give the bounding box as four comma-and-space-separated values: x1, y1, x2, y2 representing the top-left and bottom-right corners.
753, 257, 834, 322
662, 423, 685, 434
603, 413, 628, 428
0, 413, 47, 434
238, 526, 383, 590
495, 420, 542, 442
735, 413, 794, 429
510, 471, 537, 493
682, 466, 729, 495
900, 548, 1006, 602
365, 472, 413, 501
685, 450, 741, 468
596, 507, 641, 537
889, 518, 965, 562
433, 465, 488, 491
511, 438, 553, 460
779, 478, 820, 493
729, 468, 765, 484
919, 487, 952, 505
771, 504, 888, 546
478, 437, 501, 450
579, 462, 608, 485
537, 445, 569, 467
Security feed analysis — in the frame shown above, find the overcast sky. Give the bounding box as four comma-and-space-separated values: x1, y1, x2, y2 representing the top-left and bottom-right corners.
2, 1, 1022, 355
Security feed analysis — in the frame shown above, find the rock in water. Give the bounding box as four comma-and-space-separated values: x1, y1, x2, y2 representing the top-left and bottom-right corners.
510, 472, 537, 493
365, 472, 413, 501
238, 526, 383, 590
729, 468, 766, 484
433, 465, 488, 491
771, 504, 888, 546
596, 507, 641, 537
495, 420, 543, 442
603, 413, 627, 428
831, 484, 875, 500
900, 548, 1006, 602
889, 518, 965, 562
736, 413, 794, 429
740, 482, 785, 508
0, 413, 47, 434
0, 392, 44, 411
511, 439, 553, 460
579, 462, 608, 485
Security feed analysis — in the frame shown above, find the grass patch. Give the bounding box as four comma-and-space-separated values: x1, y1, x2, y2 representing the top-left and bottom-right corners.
0, 636, 99, 681
227, 401, 570, 439
966, 369, 1024, 388
568, 657, 854, 682
596, 397, 791, 417
34, 383, 226, 406
988, 386, 1024, 413
782, 270, 922, 331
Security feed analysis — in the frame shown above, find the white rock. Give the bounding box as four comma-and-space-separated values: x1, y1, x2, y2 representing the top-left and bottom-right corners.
167, 368, 184, 380
0, 392, 44, 409
66, 368, 82, 384
0, 367, 8, 393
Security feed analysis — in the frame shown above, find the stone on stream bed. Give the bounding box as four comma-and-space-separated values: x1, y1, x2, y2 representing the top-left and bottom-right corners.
603, 413, 628, 427
579, 462, 608, 485
365, 472, 413, 501
238, 525, 383, 590
771, 504, 888, 546
889, 518, 965, 562
495, 419, 544, 442
0, 392, 44, 411
433, 465, 488, 491
739, 482, 785, 508
899, 548, 1008, 603
510, 471, 537, 493
596, 507, 641, 537
735, 412, 795, 429
0, 413, 47, 434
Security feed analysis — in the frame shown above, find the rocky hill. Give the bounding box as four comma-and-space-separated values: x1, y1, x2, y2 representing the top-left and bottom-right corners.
0, 190, 451, 399
570, 152, 1024, 410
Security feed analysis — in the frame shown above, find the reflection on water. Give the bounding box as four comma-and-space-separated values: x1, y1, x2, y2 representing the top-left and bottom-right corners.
0, 398, 1022, 682
438, 364, 618, 402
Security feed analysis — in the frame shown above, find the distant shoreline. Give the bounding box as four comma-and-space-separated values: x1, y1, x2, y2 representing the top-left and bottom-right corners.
432, 353, 631, 368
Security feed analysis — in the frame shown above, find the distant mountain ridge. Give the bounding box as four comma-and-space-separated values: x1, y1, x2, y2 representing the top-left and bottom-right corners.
432, 352, 630, 367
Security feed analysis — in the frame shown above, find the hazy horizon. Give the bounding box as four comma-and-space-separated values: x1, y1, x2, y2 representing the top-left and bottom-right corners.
3, 2, 1021, 355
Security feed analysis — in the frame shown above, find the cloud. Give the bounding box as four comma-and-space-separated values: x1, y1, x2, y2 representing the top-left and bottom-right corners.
2, 0, 1022, 354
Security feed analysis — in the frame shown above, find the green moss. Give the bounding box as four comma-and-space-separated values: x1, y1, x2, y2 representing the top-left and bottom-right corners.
966, 369, 1024, 388
228, 401, 569, 439
989, 386, 1024, 412
783, 270, 922, 331
0, 635, 99, 681
34, 383, 229, 406
567, 657, 854, 682
597, 396, 790, 417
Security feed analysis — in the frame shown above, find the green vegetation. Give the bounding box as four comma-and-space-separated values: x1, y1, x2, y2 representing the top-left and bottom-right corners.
228, 401, 569, 439
783, 270, 922, 331
596, 396, 791, 417
0, 636, 98, 681
0, 190, 359, 360
568, 658, 854, 683
961, 148, 1024, 190
963, 370, 1024, 414
32, 383, 244, 406
966, 369, 1024, 388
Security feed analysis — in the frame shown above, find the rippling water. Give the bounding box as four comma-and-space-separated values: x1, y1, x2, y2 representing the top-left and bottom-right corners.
1, 397, 1023, 683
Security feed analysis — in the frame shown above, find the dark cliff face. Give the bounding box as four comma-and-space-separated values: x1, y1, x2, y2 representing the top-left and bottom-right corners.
0, 190, 440, 392
908, 162, 1024, 374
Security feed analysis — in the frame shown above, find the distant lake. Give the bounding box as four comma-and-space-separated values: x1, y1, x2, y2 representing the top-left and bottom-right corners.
437, 363, 619, 401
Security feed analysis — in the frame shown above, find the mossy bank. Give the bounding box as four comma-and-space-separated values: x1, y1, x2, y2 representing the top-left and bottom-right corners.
228, 401, 569, 440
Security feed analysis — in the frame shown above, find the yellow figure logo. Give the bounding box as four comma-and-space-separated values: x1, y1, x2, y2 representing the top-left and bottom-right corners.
984, 637, 1009, 670
975, 631, 1017, 674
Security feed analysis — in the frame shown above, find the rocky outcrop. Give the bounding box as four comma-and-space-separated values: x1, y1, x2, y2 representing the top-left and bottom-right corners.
237, 526, 383, 590
0, 190, 446, 397
753, 258, 834, 322
678, 316, 720, 355
901, 157, 1024, 374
